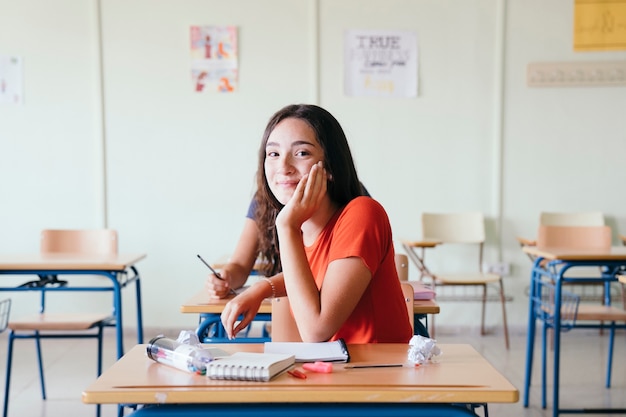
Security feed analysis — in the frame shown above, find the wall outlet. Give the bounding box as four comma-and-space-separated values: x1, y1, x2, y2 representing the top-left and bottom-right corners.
483, 262, 510, 276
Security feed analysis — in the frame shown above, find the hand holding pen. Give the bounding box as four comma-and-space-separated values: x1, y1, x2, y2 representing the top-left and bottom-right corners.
197, 254, 237, 297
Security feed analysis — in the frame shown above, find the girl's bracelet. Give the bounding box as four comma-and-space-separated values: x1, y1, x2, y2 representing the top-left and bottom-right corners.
263, 277, 276, 298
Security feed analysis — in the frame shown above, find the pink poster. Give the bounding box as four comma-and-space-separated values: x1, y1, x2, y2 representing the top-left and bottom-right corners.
190, 26, 238, 93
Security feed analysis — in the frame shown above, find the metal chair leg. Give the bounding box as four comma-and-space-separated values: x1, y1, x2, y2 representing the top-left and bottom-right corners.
3, 331, 15, 417
34, 331, 47, 400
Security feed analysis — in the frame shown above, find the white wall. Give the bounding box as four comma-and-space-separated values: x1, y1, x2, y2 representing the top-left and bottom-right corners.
1, 0, 625, 333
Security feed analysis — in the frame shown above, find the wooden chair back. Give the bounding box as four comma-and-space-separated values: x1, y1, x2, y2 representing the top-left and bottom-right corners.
400, 282, 415, 330
40, 229, 118, 255
422, 212, 485, 244
395, 253, 409, 281
536, 225, 611, 250
540, 211, 604, 227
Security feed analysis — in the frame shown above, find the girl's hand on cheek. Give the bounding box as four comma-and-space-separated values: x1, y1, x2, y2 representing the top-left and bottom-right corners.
276, 162, 327, 229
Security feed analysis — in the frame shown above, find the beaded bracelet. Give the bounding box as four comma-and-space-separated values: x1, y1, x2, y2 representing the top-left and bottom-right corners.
263, 277, 276, 298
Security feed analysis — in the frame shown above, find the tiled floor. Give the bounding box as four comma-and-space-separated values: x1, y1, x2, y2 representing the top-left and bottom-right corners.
0, 325, 623, 417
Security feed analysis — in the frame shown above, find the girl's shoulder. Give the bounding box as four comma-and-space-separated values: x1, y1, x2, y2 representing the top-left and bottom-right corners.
345, 195, 386, 214
340, 196, 389, 225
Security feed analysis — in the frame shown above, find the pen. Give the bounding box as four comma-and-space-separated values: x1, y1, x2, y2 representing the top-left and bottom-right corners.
197, 254, 237, 295
344, 364, 404, 369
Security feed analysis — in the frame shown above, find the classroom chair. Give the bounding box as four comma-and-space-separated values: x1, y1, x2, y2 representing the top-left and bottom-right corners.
2, 229, 118, 417
402, 212, 510, 349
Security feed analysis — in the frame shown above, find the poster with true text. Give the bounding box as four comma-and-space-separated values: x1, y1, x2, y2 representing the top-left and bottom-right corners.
190, 25, 238, 93
344, 30, 418, 98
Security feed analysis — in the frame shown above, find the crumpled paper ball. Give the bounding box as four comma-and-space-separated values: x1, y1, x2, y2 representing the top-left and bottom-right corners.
176, 329, 201, 346
407, 335, 442, 364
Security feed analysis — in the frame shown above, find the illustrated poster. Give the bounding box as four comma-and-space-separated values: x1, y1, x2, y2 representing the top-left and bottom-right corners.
190, 26, 238, 93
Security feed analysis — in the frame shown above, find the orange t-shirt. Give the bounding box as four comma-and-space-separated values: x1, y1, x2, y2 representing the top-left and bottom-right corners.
304, 196, 413, 343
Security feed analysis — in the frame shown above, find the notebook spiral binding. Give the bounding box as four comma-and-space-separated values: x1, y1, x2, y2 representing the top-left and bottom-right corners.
208, 363, 266, 381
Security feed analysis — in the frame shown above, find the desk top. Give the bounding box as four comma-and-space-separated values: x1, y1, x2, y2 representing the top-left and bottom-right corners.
82, 343, 518, 405
401, 240, 441, 248
0, 253, 147, 271
180, 290, 273, 314
180, 290, 440, 315
523, 246, 626, 261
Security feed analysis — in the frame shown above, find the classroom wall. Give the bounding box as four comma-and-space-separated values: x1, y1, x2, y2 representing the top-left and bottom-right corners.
1, 0, 625, 333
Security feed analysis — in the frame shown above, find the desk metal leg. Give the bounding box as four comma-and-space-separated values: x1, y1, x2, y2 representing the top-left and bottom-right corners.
112, 278, 124, 358
552, 272, 564, 417
523, 260, 541, 408
133, 272, 144, 344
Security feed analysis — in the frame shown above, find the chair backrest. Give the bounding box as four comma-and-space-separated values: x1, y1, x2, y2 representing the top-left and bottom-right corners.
540, 211, 604, 227
400, 282, 415, 330
395, 253, 409, 282
40, 229, 118, 255
536, 225, 611, 250
421, 212, 485, 243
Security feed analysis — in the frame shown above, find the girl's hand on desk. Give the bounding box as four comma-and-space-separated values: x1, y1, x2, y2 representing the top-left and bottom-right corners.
220, 284, 265, 339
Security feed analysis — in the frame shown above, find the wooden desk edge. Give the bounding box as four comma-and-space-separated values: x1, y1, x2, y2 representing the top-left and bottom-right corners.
0, 253, 147, 271
181, 290, 439, 315
82, 343, 518, 405
401, 240, 440, 248
522, 246, 626, 261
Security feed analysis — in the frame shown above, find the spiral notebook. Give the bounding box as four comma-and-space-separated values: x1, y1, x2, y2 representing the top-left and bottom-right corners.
206, 352, 295, 382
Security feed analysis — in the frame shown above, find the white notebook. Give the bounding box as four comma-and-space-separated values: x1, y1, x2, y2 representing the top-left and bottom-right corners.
264, 338, 350, 363
206, 352, 295, 382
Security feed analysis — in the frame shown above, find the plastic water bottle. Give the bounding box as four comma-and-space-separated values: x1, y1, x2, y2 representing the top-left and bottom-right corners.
146, 335, 214, 375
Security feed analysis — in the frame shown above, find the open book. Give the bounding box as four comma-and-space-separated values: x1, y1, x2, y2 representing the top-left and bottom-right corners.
206, 352, 295, 382
264, 338, 350, 363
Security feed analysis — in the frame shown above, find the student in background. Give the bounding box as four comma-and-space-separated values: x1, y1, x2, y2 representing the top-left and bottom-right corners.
205, 184, 370, 299
218, 103, 412, 343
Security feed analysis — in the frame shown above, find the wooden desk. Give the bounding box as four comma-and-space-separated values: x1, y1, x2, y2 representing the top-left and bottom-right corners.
522, 246, 626, 417
181, 290, 440, 342
0, 253, 146, 358
82, 343, 518, 417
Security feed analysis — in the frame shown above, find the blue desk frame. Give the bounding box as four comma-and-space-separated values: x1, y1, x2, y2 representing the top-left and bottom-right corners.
127, 402, 481, 417
196, 312, 430, 343
0, 262, 144, 358
523, 255, 626, 417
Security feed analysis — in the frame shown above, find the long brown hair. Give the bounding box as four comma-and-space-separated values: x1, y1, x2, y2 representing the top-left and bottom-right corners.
254, 104, 363, 276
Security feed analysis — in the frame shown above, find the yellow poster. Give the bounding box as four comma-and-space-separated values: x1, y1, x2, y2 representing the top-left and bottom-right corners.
574, 0, 626, 51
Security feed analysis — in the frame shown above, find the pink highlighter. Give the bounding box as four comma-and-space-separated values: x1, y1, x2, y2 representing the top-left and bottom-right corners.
302, 361, 333, 373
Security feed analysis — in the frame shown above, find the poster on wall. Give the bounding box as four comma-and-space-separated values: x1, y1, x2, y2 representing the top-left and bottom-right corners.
344, 30, 418, 98
573, 0, 626, 51
190, 25, 238, 93
0, 55, 23, 105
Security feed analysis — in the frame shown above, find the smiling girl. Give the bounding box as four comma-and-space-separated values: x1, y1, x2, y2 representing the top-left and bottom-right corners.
220, 104, 412, 343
